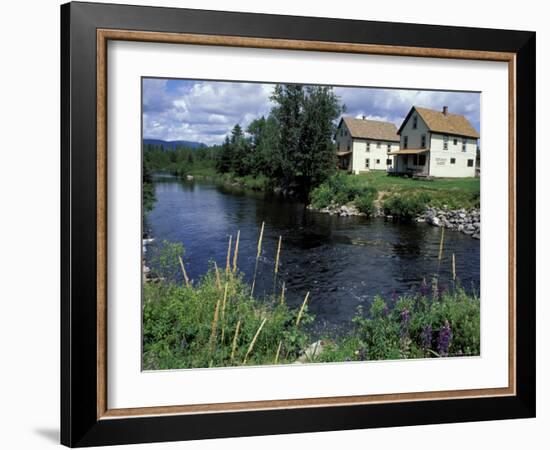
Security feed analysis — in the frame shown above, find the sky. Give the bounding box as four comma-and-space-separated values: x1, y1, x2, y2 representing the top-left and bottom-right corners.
142, 78, 480, 146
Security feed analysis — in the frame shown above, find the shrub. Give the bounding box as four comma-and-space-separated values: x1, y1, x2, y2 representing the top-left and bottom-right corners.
310, 183, 334, 209
382, 192, 430, 220
310, 172, 378, 209
353, 191, 377, 216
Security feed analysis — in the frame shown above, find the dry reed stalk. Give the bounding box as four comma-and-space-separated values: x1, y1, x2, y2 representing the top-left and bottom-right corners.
230, 320, 241, 363
225, 234, 232, 274
250, 221, 265, 297
280, 282, 286, 306
274, 340, 283, 364
274, 235, 282, 274
295, 291, 310, 327
209, 297, 221, 353
178, 255, 190, 287
243, 317, 267, 364
273, 235, 282, 293
438, 227, 445, 261
214, 261, 222, 291
232, 230, 240, 273
452, 253, 456, 281
220, 283, 229, 344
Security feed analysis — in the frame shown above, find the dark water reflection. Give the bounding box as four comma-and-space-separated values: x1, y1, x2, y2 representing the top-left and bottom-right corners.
146, 176, 480, 335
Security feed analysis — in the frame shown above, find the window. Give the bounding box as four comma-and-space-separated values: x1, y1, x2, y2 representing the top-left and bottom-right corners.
347, 144, 350, 151
412, 115, 418, 129
443, 135, 449, 150
340, 129, 344, 137
386, 159, 392, 166
403, 136, 408, 149
365, 159, 370, 168
419, 154, 426, 166
376, 159, 380, 164
412, 155, 418, 165
366, 142, 370, 152
453, 138, 458, 146
387, 143, 391, 152
467, 159, 474, 167
421, 134, 426, 148
450, 158, 456, 164
376, 142, 381, 149
462, 138, 467, 152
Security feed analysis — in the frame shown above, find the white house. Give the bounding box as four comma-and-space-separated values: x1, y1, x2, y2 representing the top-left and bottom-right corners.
335, 117, 400, 174
389, 106, 479, 178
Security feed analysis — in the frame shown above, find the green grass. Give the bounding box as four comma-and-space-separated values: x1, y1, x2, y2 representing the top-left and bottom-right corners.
143, 242, 313, 370
310, 172, 480, 213
358, 172, 480, 210
357, 171, 480, 193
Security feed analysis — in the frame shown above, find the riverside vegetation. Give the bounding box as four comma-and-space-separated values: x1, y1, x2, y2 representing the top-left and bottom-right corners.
143, 225, 480, 370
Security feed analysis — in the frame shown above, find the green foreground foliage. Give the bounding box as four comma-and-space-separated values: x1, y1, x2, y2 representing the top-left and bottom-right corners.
143, 241, 480, 369
143, 242, 313, 370
319, 285, 480, 362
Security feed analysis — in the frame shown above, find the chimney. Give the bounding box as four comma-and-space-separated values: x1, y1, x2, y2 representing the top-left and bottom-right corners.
442, 106, 448, 116
362, 115, 366, 120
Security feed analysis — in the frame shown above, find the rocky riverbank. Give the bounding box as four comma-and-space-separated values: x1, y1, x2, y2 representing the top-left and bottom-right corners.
417, 207, 480, 239
308, 203, 480, 239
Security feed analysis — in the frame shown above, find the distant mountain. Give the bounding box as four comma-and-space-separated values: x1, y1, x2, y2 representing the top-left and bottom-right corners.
143, 138, 206, 150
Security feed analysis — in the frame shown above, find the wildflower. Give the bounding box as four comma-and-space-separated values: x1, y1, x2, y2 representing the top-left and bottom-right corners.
420, 278, 429, 297
390, 290, 398, 305
420, 324, 432, 351
437, 320, 453, 356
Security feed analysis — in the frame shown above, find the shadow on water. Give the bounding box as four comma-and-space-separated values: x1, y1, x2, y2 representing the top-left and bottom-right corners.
146, 176, 480, 335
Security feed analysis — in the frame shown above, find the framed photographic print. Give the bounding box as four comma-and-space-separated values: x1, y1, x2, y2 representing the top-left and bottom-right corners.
61, 1, 536, 447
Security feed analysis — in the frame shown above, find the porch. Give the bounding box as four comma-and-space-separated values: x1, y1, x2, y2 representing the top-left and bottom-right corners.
336, 150, 352, 171
388, 148, 429, 177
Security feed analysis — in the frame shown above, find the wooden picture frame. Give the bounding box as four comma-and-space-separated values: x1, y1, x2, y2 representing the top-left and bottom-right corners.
61, 1, 536, 446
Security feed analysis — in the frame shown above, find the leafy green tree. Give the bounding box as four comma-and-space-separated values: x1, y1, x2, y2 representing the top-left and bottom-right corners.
270, 84, 342, 199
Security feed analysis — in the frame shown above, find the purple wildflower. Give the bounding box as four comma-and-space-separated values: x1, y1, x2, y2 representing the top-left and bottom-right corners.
420, 278, 429, 297
400, 308, 411, 338
437, 320, 453, 356
420, 324, 432, 351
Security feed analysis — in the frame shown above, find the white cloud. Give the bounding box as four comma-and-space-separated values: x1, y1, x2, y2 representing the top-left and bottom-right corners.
143, 80, 479, 145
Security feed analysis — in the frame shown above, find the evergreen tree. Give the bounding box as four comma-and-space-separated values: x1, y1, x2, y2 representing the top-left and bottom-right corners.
216, 135, 233, 173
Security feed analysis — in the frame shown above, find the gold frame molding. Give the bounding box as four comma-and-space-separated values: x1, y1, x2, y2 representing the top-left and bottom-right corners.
96, 29, 516, 420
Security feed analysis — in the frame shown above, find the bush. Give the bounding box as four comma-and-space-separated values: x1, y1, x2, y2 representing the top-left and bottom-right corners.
354, 191, 377, 216
310, 172, 378, 209
382, 192, 430, 220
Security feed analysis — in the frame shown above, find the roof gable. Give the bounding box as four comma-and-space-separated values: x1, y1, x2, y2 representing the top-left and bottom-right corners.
398, 106, 480, 139
339, 117, 399, 142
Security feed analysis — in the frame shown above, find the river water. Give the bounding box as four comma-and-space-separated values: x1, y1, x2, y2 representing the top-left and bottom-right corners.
145, 175, 480, 335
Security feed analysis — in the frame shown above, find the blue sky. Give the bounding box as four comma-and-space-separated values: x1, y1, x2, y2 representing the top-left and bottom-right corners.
143, 78, 480, 146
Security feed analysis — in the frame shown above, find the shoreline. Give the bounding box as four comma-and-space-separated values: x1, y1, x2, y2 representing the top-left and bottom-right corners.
308, 203, 480, 239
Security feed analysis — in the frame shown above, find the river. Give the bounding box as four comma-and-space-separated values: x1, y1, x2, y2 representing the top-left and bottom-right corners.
145, 175, 480, 335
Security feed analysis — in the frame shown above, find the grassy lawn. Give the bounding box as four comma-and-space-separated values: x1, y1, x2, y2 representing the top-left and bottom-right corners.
356, 171, 479, 193
355, 172, 480, 209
